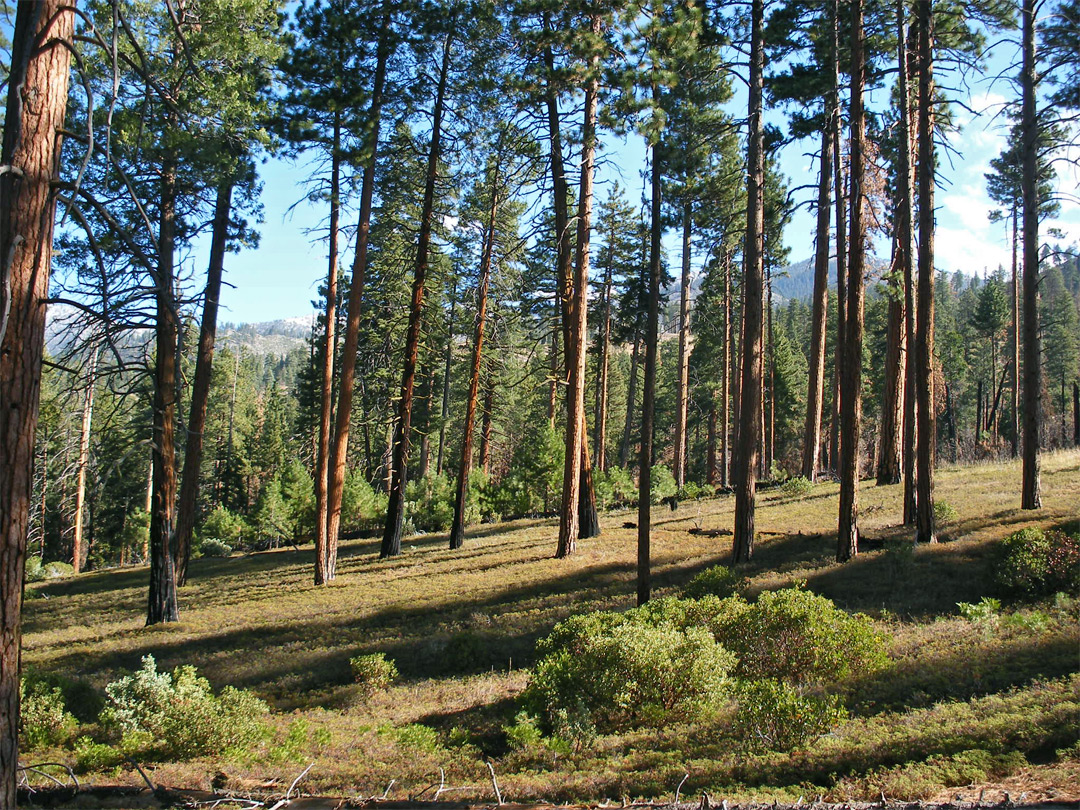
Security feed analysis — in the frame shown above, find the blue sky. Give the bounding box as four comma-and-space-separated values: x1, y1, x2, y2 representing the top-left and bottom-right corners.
213, 17, 1079, 325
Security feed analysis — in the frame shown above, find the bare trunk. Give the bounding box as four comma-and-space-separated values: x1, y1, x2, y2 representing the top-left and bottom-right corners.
838, 0, 867, 562
831, 40, 848, 476
1020, 0, 1042, 509
384, 30, 453, 558
877, 288, 905, 484
73, 348, 99, 574
325, 10, 392, 575
733, 0, 765, 564
436, 277, 456, 476
450, 172, 501, 550
558, 17, 601, 559
722, 254, 731, 488
976, 378, 985, 445
1010, 208, 1020, 457
479, 377, 495, 475
314, 117, 341, 585
901, 3, 918, 525
594, 245, 613, 472
674, 204, 692, 487
620, 327, 641, 468
706, 394, 717, 486
803, 113, 833, 482
915, 0, 938, 541
639, 91, 663, 604
0, 4, 74, 799
1072, 381, 1078, 447
176, 179, 233, 586
147, 158, 181, 625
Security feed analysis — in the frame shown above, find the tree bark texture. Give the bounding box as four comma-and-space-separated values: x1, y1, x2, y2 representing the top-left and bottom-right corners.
1020, 0, 1042, 509
383, 29, 452, 558
733, 0, 765, 565
877, 288, 905, 485
802, 111, 833, 483
326, 10, 392, 574
0, 4, 74, 799
620, 328, 640, 468
176, 180, 233, 586
838, 0, 867, 563
915, 0, 938, 541
674, 204, 693, 488
900, 5, 918, 525
594, 240, 613, 473
314, 116, 341, 585
73, 348, 98, 574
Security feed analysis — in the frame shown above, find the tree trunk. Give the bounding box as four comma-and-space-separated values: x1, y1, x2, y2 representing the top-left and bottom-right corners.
176, 179, 233, 586
450, 172, 500, 550
674, 203, 693, 488
383, 29, 453, 558
594, 240, 613, 473
479, 376, 495, 475
436, 277, 456, 476
976, 378, 984, 445
915, 0, 938, 542
620, 327, 641, 468
900, 3, 918, 525
147, 157, 181, 625
314, 117, 341, 585
803, 112, 833, 482
558, 15, 601, 559
1010, 207, 1020, 457
1072, 381, 1078, 447
417, 364, 433, 479
838, 0, 867, 562
73, 348, 99, 574
325, 10, 392, 575
831, 42, 848, 477
722, 254, 731, 488
706, 394, 717, 486
0, 4, 74, 798
639, 89, 663, 604
877, 290, 905, 484
765, 268, 774, 477
1020, 0, 1042, 509
733, 0, 765, 565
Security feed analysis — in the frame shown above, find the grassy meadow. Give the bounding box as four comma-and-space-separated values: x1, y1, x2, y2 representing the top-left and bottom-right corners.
21, 450, 1080, 803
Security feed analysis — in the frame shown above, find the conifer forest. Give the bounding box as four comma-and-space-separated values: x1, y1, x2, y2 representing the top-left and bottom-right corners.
1, 0, 1078, 806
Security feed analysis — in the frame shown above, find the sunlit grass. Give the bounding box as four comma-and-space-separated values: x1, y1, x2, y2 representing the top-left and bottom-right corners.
21, 449, 1080, 801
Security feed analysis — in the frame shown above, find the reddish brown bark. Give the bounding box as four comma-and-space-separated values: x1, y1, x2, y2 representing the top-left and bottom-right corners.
674, 204, 692, 487
0, 5, 74, 799
73, 348, 99, 574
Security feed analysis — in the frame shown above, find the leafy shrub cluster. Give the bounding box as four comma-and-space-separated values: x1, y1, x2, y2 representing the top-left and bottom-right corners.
593, 466, 637, 509
102, 655, 268, 759
523, 587, 886, 753
19, 678, 76, 750
24, 558, 73, 583
780, 475, 814, 498
933, 499, 959, 525
199, 537, 233, 557
994, 526, 1080, 597
404, 472, 484, 533
682, 564, 744, 600
349, 652, 398, 700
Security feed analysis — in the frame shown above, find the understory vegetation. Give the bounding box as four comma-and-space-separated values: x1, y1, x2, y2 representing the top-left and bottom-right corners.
18, 451, 1080, 802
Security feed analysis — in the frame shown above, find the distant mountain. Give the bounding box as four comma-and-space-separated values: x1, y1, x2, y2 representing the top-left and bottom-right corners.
772, 255, 891, 304
218, 316, 312, 356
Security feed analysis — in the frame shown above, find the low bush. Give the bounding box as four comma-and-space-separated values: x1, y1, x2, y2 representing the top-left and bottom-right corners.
650, 465, 678, 504
101, 655, 268, 760
934, 500, 959, 525
994, 526, 1080, 597
780, 476, 814, 498
25, 558, 74, 582
19, 679, 76, 750
349, 652, 398, 700
199, 538, 233, 557
523, 612, 735, 737
732, 678, 847, 753
73, 737, 124, 774
200, 507, 250, 550
957, 596, 1001, 626
707, 588, 888, 688
683, 565, 744, 600
404, 473, 457, 532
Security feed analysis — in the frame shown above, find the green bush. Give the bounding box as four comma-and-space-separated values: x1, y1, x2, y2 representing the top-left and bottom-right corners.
732, 678, 847, 753
683, 565, 744, 600
26, 558, 74, 582
405, 473, 461, 532
524, 611, 735, 736
487, 425, 564, 517
342, 470, 386, 526
708, 588, 888, 687
934, 500, 959, 525
101, 655, 268, 760
200, 507, 250, 550
349, 652, 398, 700
504, 711, 544, 751
957, 596, 1001, 626
73, 737, 124, 774
995, 527, 1080, 597
19, 679, 76, 750
650, 464, 678, 504
780, 475, 814, 498
199, 538, 233, 557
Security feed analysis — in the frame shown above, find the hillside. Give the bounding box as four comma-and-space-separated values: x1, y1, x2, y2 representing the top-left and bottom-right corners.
19, 451, 1080, 804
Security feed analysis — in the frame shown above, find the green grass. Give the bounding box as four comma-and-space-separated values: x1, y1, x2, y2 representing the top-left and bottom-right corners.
20, 449, 1080, 802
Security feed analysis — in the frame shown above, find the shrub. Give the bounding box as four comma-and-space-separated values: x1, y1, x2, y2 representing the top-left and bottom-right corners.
392, 723, 440, 752
957, 596, 1001, 626
73, 737, 124, 773
650, 465, 678, 504
708, 588, 888, 688
200, 507, 250, 550
200, 538, 233, 557
995, 527, 1080, 597
26, 559, 74, 582
934, 500, 959, 525
19, 679, 75, 750
732, 678, 847, 753
524, 613, 735, 735
504, 711, 544, 751
349, 652, 398, 700
101, 655, 268, 760
342, 470, 386, 526
405, 473, 460, 532
780, 476, 814, 498
683, 565, 744, 600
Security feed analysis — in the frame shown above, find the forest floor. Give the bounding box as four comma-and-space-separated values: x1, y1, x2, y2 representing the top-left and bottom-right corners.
19, 449, 1080, 807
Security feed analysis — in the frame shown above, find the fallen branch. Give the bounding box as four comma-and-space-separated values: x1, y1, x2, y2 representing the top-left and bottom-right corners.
486, 760, 503, 805
16, 762, 80, 794
674, 774, 689, 807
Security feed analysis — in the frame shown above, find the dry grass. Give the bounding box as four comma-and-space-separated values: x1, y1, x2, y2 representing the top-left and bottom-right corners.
21, 449, 1080, 801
